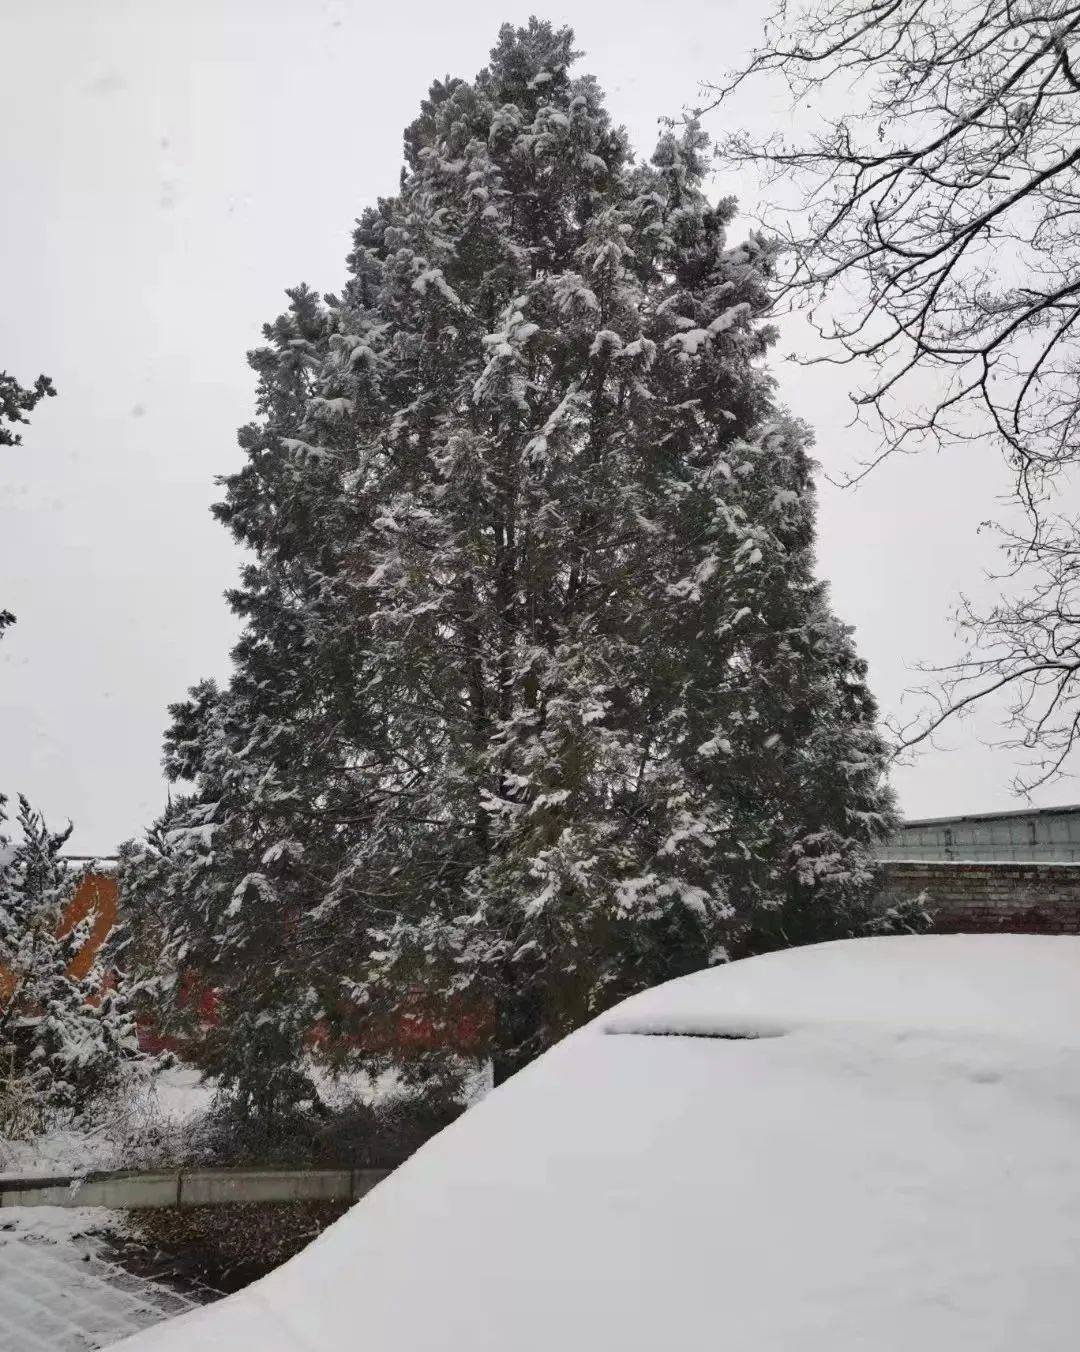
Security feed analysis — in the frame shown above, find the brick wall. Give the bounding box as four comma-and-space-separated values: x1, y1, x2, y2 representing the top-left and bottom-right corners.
877, 861, 1080, 934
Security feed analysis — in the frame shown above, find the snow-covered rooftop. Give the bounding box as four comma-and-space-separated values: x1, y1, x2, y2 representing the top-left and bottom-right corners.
108, 936, 1080, 1352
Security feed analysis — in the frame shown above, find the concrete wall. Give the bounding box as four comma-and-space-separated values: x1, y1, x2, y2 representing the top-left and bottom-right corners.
0, 1171, 181, 1209
878, 861, 1080, 933
0, 1166, 391, 1211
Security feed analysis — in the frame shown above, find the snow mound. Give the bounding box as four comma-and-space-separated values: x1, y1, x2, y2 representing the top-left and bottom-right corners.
600, 934, 1080, 1044
106, 936, 1080, 1352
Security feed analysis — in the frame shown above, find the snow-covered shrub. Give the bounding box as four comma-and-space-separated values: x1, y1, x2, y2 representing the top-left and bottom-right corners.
0, 795, 141, 1124
90, 1070, 201, 1170
187, 1076, 470, 1169
0, 1043, 50, 1143
861, 890, 935, 937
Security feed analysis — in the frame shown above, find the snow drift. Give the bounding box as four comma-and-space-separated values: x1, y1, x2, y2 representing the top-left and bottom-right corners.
108, 936, 1080, 1352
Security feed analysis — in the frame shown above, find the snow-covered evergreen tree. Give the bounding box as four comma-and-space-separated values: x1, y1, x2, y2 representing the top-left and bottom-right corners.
121, 285, 367, 1112
136, 20, 896, 1091
2, 367, 55, 638
0, 369, 54, 450
0, 796, 139, 1119
121, 675, 342, 1117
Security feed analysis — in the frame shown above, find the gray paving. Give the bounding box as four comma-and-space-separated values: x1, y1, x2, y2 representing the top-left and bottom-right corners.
0, 1216, 210, 1352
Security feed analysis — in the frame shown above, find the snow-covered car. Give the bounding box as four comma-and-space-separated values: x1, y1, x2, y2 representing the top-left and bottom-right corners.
111, 935, 1080, 1351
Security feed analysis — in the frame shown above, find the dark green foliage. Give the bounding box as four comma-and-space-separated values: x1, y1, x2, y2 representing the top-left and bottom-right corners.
1, 368, 54, 638
190, 1082, 467, 1169
128, 20, 896, 1107
0, 370, 54, 448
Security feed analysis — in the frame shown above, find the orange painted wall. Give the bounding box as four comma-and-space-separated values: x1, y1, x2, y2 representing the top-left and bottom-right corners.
57, 873, 118, 979
1, 873, 488, 1058
0, 871, 118, 1005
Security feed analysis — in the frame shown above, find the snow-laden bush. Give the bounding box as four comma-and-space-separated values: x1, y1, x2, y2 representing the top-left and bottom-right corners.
186, 1075, 472, 1170
0, 795, 142, 1126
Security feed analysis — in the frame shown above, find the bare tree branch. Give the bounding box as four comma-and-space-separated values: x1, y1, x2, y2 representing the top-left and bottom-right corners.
709, 0, 1080, 788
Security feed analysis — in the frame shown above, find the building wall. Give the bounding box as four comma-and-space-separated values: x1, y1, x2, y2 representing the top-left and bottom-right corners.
0, 871, 118, 1006
878, 861, 1080, 934
878, 805, 1080, 863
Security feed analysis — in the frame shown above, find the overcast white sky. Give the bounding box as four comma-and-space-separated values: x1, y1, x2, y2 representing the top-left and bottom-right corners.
2, 0, 1074, 854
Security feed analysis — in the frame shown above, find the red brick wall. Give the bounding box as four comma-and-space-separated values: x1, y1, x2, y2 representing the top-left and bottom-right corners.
877, 861, 1080, 934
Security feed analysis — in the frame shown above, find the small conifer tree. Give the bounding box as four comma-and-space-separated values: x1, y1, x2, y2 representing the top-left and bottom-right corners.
1, 797, 139, 1120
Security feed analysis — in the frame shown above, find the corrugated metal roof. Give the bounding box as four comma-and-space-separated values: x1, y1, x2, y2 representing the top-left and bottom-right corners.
899, 804, 1080, 828
880, 804, 1080, 863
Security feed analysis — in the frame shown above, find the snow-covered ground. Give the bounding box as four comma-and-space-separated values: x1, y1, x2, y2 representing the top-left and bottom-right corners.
1, 1066, 215, 1181
2, 1060, 486, 1182
106, 935, 1080, 1352
0, 1207, 210, 1352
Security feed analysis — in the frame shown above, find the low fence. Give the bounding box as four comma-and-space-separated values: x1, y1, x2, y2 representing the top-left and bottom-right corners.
878, 860, 1080, 934
0, 1165, 391, 1211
